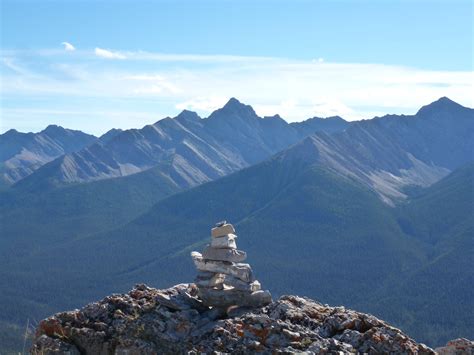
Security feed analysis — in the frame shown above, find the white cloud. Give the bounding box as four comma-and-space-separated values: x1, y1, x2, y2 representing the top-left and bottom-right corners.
94, 47, 126, 59
125, 74, 181, 94
2, 48, 473, 126
311, 98, 355, 118
176, 96, 228, 112
61, 42, 76, 51
125, 74, 165, 81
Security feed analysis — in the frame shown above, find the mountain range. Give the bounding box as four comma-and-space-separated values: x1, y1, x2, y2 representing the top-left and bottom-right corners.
8, 99, 349, 193
0, 97, 472, 352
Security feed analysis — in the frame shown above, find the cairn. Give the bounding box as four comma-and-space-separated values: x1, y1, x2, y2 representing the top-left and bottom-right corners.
191, 221, 272, 309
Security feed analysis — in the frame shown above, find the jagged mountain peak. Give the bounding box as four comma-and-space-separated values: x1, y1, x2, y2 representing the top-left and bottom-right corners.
42, 124, 68, 135
224, 96, 243, 107
1, 128, 21, 137
208, 97, 258, 120
175, 109, 201, 122
416, 96, 467, 116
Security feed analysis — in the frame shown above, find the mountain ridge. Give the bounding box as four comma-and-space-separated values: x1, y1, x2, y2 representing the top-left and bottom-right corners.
0, 125, 97, 187
12, 98, 351, 192
10, 97, 473, 203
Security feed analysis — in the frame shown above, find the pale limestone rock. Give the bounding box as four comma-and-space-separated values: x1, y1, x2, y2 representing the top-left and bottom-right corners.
195, 273, 225, 288
191, 252, 253, 282
435, 338, 474, 355
202, 245, 247, 262
210, 234, 237, 249
225, 276, 261, 292
211, 223, 235, 238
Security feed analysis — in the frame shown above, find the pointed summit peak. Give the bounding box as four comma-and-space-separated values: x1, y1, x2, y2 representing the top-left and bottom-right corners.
221, 97, 255, 114
207, 97, 258, 122
2, 128, 19, 136
224, 97, 243, 108
175, 109, 200, 121
43, 124, 67, 135
222, 97, 256, 115
417, 97, 465, 116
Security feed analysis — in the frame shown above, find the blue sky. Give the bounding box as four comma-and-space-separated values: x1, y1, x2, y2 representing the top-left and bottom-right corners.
1, 0, 473, 135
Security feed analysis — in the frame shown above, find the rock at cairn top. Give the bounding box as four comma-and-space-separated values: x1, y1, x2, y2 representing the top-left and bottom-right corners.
191, 222, 272, 309
211, 222, 235, 238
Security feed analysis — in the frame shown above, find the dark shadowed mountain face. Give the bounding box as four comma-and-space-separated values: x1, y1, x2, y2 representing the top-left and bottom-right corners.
13, 98, 350, 192
0, 125, 97, 186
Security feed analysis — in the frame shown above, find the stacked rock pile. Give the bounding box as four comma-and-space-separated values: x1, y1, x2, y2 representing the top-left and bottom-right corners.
191, 221, 272, 309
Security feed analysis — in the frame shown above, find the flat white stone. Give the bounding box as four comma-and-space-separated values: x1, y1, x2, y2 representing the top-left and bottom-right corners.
211, 224, 235, 238
191, 252, 253, 282
225, 276, 261, 292
195, 273, 225, 288
202, 246, 247, 263
210, 234, 237, 249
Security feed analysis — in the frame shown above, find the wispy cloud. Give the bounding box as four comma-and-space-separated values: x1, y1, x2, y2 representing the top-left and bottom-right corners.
1, 47, 473, 134
61, 42, 76, 51
176, 96, 228, 112
94, 47, 126, 59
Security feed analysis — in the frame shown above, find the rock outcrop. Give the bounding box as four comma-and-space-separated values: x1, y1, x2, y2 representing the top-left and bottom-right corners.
435, 338, 474, 355
31, 283, 435, 354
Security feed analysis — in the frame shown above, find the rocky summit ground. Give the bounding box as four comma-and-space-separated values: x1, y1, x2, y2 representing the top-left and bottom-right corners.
31, 283, 435, 354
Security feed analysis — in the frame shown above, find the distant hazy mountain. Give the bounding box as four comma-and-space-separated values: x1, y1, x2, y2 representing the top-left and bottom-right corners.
0, 125, 98, 187
14, 98, 349, 191
279, 97, 473, 203
247, 97, 472, 204
290, 115, 348, 136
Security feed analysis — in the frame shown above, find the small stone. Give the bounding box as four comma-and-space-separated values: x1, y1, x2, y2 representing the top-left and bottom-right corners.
210, 234, 237, 249
195, 273, 225, 288
215, 220, 227, 227
202, 246, 247, 263
191, 252, 254, 282
211, 224, 235, 238
225, 276, 261, 292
